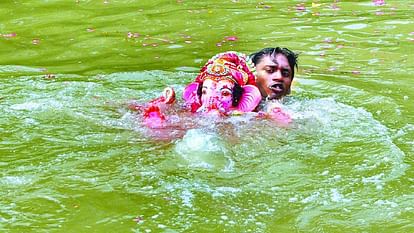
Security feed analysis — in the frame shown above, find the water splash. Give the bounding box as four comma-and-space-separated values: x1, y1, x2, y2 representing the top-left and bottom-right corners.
175, 128, 234, 171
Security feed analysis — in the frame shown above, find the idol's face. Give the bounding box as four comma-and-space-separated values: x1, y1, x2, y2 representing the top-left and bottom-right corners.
199, 78, 235, 113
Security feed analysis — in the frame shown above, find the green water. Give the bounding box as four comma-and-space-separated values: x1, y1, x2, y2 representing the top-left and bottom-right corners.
1, 0, 413, 232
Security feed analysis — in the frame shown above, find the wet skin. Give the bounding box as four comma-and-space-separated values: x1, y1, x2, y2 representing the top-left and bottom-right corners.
255, 54, 293, 100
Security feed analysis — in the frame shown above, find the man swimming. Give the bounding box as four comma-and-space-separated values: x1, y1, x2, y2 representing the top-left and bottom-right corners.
249, 47, 298, 102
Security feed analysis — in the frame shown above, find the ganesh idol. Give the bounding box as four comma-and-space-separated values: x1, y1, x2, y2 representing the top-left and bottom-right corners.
129, 51, 290, 129
182, 51, 262, 116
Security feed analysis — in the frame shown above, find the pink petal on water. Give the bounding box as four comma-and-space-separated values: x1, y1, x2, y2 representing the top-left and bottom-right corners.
352, 70, 361, 75
324, 38, 333, 43
372, 0, 385, 6
127, 32, 140, 38
224, 36, 238, 41
296, 4, 306, 11
2, 33, 17, 38
409, 32, 414, 35
133, 216, 143, 223
330, 3, 340, 10
216, 42, 222, 47
32, 39, 40, 45
375, 11, 384, 15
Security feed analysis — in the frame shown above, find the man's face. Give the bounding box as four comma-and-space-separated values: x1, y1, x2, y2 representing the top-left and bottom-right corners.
255, 54, 293, 100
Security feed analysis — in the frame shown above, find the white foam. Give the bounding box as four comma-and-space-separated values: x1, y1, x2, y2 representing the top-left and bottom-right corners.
175, 129, 231, 170
10, 102, 42, 110
343, 23, 368, 30
1, 176, 32, 186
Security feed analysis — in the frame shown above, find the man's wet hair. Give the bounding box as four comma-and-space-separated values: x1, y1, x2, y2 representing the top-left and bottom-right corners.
197, 82, 243, 107
249, 47, 299, 79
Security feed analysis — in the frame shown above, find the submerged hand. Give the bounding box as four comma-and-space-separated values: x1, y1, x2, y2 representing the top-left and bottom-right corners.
268, 107, 292, 126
